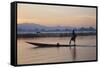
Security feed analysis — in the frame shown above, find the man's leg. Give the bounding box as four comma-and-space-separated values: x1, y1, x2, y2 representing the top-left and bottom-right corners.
69, 39, 71, 45
74, 39, 76, 45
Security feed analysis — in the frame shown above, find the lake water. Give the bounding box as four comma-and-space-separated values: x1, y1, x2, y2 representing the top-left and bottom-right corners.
17, 36, 96, 65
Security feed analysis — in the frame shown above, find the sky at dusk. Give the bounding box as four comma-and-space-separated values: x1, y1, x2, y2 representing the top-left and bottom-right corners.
17, 3, 96, 28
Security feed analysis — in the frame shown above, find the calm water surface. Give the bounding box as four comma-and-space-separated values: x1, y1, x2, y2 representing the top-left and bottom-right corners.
17, 36, 96, 64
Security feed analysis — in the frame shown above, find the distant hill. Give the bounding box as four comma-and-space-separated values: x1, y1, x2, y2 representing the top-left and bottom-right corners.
17, 23, 96, 34
18, 23, 48, 30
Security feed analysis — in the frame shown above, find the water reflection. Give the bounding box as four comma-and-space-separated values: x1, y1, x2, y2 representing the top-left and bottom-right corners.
30, 44, 77, 61
17, 36, 96, 64
70, 45, 76, 61
29, 43, 96, 61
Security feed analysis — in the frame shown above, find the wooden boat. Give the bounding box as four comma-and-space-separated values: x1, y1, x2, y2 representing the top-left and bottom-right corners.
26, 42, 96, 47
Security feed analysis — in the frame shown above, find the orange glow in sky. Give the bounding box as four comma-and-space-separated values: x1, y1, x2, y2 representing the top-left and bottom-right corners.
17, 3, 96, 27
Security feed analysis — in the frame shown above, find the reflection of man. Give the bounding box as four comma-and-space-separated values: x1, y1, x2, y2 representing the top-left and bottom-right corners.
71, 46, 76, 60
69, 30, 77, 45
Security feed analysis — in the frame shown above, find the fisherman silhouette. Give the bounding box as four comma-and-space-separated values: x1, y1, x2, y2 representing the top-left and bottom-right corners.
69, 30, 77, 45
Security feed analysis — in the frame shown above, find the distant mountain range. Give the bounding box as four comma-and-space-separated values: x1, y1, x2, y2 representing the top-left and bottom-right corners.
17, 23, 96, 34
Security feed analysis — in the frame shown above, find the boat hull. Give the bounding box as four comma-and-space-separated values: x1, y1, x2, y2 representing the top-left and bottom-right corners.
26, 42, 96, 47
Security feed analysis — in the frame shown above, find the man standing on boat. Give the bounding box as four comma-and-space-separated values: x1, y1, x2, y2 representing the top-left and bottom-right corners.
69, 29, 77, 45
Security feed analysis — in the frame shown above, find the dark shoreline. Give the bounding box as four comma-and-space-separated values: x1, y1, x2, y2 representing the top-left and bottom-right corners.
17, 32, 96, 38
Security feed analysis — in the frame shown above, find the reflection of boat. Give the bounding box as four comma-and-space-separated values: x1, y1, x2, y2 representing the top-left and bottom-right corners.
26, 42, 96, 47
